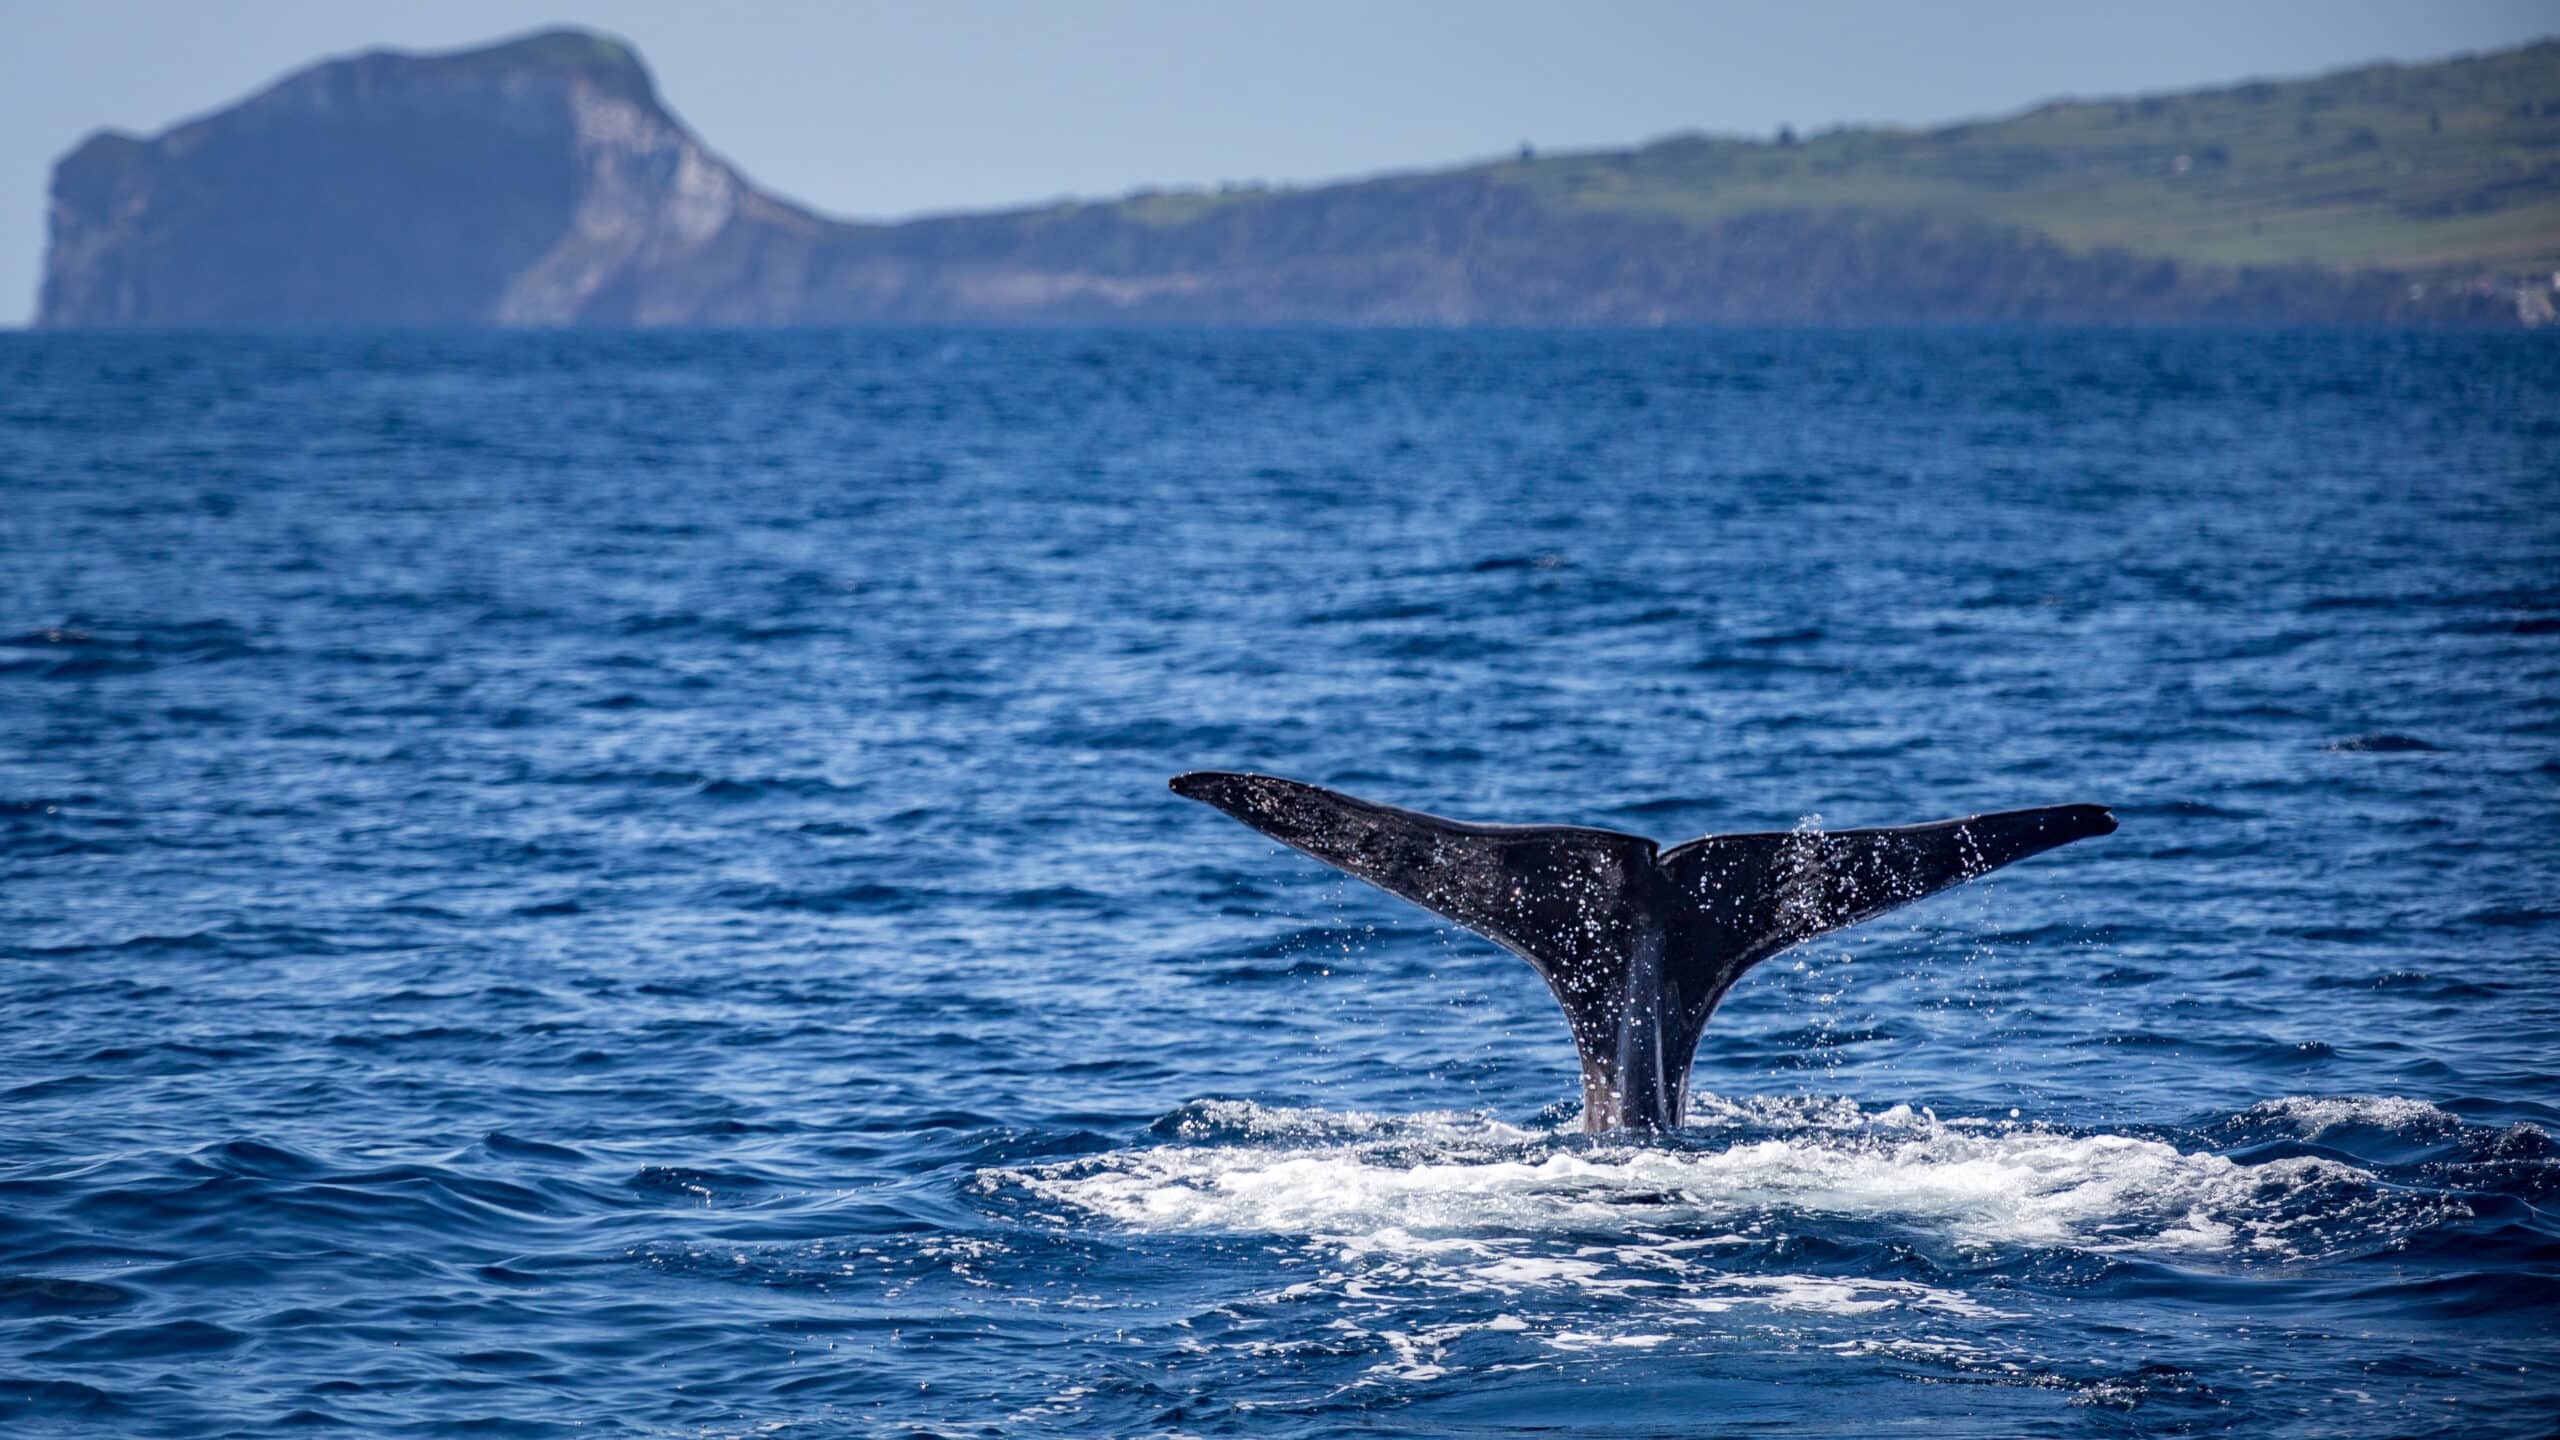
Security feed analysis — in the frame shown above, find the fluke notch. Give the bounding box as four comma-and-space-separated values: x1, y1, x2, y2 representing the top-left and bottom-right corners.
1171, 771, 2114, 1131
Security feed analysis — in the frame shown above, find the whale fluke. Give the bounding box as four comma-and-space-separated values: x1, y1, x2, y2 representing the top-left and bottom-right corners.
1170, 771, 2115, 1132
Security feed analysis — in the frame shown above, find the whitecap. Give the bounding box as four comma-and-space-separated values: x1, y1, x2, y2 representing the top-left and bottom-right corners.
2245, 1094, 2458, 1139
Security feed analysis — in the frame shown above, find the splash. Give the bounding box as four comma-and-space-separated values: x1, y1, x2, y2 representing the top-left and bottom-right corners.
992, 1094, 2453, 1261
2244, 1094, 2462, 1139
976, 1093, 2479, 1397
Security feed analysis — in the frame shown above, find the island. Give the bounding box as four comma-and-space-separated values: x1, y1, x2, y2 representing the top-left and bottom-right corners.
38, 28, 2560, 328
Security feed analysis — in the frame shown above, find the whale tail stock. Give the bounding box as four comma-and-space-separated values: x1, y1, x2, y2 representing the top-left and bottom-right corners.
1168, 771, 2115, 1133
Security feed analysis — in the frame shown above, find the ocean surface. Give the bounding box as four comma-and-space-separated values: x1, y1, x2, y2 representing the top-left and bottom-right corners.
1, 328, 2555, 1438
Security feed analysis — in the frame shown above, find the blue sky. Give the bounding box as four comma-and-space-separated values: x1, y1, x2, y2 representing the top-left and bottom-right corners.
2, 1, 2552, 326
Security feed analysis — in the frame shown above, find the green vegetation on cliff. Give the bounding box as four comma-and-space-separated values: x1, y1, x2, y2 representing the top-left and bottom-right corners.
1123, 41, 2560, 288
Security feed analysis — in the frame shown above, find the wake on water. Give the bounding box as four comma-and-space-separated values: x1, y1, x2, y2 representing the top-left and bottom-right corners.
999, 1094, 2462, 1260
976, 1093, 2511, 1399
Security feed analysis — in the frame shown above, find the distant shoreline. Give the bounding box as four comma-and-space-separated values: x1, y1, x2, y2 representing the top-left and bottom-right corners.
38, 31, 2560, 331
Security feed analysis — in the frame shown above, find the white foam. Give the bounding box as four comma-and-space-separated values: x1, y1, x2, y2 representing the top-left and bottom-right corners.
2246, 1095, 2457, 1139
993, 1095, 2398, 1258
1151, 1097, 1540, 1147
978, 1094, 2467, 1383
1684, 1274, 2016, 1319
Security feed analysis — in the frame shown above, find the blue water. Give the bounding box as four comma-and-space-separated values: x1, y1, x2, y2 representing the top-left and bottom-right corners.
2, 329, 2556, 1437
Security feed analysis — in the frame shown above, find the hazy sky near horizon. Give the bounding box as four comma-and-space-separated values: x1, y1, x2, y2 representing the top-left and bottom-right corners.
2, 1, 2552, 326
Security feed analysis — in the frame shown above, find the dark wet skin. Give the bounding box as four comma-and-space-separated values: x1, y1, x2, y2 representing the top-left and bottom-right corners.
1172, 771, 2116, 1132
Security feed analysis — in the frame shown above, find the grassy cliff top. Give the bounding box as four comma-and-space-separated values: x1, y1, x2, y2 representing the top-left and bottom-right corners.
424, 27, 648, 77
1121, 39, 2560, 281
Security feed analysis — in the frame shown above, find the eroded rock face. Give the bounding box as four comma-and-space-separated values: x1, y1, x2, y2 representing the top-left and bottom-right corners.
40, 30, 811, 327
37, 28, 2523, 328
491, 61, 830, 326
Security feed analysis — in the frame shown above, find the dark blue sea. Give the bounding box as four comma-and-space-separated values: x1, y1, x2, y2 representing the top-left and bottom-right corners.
2, 329, 2556, 1437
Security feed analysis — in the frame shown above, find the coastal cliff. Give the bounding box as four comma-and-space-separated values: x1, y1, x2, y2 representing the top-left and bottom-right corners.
38, 29, 2558, 328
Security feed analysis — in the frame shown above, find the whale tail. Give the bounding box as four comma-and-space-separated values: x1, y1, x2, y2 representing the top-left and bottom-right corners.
1170, 771, 2114, 1132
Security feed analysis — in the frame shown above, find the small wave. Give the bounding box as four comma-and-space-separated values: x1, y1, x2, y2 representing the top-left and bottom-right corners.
2324, 733, 2438, 753
695, 775, 853, 801
1741, 626, 1825, 647
23, 931, 223, 959
994, 884, 1111, 912
2117, 799, 2254, 820
0, 794, 102, 815
1376, 630, 1508, 660
2469, 906, 2558, 929
0, 1277, 140, 1317
543, 766, 709, 789
2304, 969, 2499, 998
42, 1319, 247, 1360
1687, 651, 1840, 675
0, 1378, 122, 1418
0, 620, 258, 678
738, 881, 916, 914
1608, 795, 1709, 818
631, 1165, 771, 1204
1304, 598, 1446, 624
482, 1131, 590, 1164
2236, 1095, 2461, 1140
1206, 959, 1342, 983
